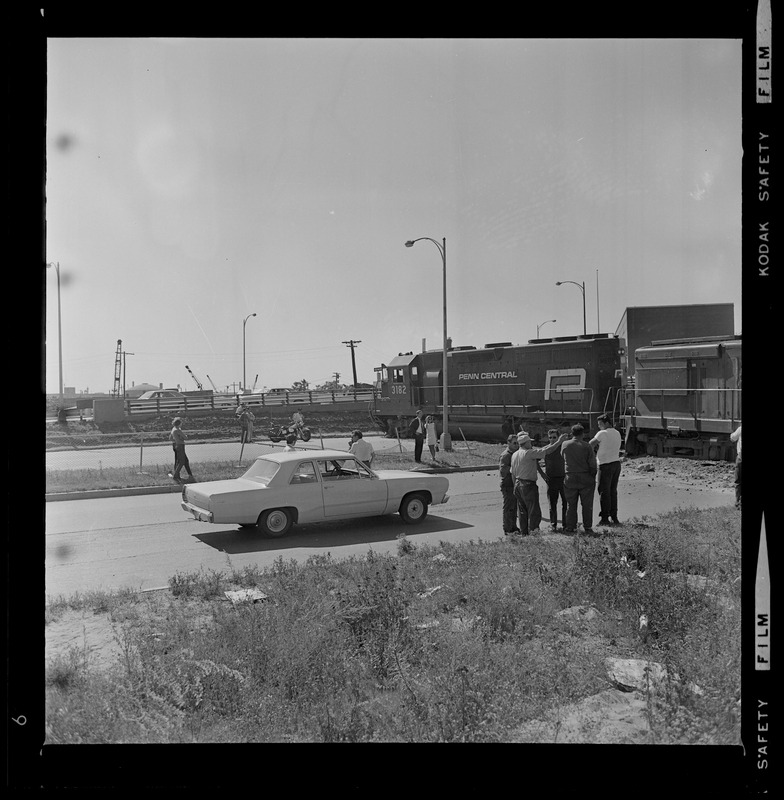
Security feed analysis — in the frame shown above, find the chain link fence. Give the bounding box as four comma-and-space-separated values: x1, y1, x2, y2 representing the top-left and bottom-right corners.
46, 433, 412, 473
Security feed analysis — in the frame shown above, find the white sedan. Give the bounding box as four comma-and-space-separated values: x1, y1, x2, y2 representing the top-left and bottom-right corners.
181, 449, 449, 537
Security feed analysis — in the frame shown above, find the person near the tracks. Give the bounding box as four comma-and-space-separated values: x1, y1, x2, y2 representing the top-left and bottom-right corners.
349, 429, 375, 468
589, 414, 623, 526
543, 428, 567, 531
407, 409, 426, 463
499, 433, 521, 535
730, 424, 742, 508
510, 430, 568, 535
562, 424, 598, 535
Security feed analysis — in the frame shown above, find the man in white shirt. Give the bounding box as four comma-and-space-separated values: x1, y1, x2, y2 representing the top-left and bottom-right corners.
590, 414, 623, 526
730, 424, 741, 508
349, 430, 375, 468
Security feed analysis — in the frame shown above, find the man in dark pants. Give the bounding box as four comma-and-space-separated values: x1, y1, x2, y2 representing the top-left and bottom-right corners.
168, 417, 194, 482
589, 414, 623, 525
499, 434, 521, 535
511, 431, 568, 535
408, 409, 426, 463
561, 424, 597, 535
543, 428, 567, 531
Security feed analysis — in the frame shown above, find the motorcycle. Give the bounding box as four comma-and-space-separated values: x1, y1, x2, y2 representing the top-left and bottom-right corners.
268, 420, 312, 443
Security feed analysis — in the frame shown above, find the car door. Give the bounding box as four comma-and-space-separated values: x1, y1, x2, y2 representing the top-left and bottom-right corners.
317, 457, 388, 518
284, 460, 325, 523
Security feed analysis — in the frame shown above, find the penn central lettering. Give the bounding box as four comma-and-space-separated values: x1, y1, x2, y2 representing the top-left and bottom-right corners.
458, 371, 518, 380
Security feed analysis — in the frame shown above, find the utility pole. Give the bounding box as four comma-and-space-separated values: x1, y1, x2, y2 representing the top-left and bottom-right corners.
332, 372, 341, 387
121, 348, 134, 398
342, 340, 361, 388
112, 340, 123, 398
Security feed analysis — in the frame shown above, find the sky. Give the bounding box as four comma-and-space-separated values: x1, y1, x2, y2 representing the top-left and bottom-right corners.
45, 37, 742, 395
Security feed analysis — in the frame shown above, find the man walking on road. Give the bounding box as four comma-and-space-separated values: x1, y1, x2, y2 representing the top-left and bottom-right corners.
590, 414, 623, 526
168, 417, 194, 482
510, 431, 568, 535
499, 434, 521, 535
562, 424, 597, 535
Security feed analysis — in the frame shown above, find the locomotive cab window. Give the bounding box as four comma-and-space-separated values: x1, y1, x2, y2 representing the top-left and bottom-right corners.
391, 368, 405, 383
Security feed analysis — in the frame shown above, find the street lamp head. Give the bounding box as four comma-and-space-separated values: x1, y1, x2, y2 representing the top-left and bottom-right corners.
404, 240, 415, 248
555, 281, 562, 286
251, 312, 257, 317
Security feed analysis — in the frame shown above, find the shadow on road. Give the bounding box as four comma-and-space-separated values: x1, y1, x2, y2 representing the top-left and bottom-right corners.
191, 514, 473, 554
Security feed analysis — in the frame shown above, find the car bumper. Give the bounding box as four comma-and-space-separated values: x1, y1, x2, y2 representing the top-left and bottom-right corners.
434, 494, 449, 505
181, 501, 214, 523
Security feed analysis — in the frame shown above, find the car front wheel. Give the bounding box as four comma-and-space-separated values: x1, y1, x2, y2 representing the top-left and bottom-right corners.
258, 508, 294, 538
399, 493, 428, 524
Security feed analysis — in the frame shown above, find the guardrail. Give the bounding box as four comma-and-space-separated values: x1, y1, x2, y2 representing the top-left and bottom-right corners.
125, 389, 377, 415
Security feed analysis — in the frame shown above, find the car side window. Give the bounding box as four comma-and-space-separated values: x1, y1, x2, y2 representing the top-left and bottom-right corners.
290, 461, 318, 484
318, 459, 360, 480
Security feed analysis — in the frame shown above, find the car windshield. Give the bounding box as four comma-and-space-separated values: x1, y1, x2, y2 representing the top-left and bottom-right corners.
241, 458, 281, 484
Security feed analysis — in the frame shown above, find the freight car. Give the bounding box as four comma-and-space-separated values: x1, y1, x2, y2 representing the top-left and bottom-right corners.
370, 334, 627, 443
619, 335, 741, 461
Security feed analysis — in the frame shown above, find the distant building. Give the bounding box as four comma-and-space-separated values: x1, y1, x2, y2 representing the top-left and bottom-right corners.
125, 381, 164, 399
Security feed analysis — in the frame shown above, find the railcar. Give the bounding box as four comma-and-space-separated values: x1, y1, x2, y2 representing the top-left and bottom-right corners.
620, 335, 741, 461
370, 334, 626, 443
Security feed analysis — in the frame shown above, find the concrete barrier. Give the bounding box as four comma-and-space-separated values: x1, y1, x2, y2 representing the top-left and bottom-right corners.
93, 398, 126, 424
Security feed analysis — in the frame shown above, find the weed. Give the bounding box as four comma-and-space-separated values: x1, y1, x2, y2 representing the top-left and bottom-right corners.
46, 506, 740, 744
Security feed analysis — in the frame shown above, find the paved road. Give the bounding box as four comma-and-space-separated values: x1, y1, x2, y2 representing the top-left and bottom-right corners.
46, 434, 411, 471
45, 470, 734, 599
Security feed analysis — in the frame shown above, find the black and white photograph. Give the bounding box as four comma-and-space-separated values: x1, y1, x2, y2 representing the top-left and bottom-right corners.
8, 4, 774, 793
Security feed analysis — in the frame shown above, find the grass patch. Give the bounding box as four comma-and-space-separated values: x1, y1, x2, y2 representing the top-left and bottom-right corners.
45, 507, 740, 744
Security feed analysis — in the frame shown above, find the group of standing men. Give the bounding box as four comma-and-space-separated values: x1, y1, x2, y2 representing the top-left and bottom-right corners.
500, 414, 623, 537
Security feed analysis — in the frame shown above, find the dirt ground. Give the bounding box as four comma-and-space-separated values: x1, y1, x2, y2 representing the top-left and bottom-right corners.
45, 409, 383, 449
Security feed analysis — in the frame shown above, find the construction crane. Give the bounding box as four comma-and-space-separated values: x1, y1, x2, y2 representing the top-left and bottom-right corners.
251, 374, 259, 392
112, 340, 122, 397
184, 365, 204, 391
206, 374, 220, 393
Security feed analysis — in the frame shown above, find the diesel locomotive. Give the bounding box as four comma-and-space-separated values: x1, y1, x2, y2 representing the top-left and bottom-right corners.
370, 328, 742, 460
620, 334, 741, 461
370, 333, 627, 443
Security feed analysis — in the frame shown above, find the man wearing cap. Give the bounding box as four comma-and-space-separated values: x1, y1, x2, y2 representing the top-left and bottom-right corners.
510, 430, 568, 535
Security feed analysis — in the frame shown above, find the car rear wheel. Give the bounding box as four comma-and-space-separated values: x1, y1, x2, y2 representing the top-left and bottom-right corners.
258, 508, 294, 538
399, 493, 428, 524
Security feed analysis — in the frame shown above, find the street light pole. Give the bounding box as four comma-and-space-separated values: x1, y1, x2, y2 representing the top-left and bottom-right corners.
46, 261, 63, 402
555, 280, 586, 336
536, 319, 556, 339
242, 313, 256, 393
405, 236, 451, 451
